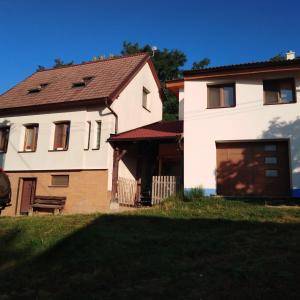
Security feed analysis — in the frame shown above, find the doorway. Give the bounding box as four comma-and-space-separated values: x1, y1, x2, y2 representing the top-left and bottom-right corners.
20, 178, 36, 214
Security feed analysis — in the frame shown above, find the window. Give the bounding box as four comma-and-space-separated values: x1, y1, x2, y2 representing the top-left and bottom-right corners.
207, 84, 236, 108
95, 121, 101, 149
265, 157, 277, 164
51, 175, 69, 187
84, 121, 91, 150
264, 144, 277, 152
53, 122, 70, 150
265, 170, 278, 177
142, 87, 150, 111
0, 127, 10, 152
263, 78, 296, 105
24, 124, 39, 151
72, 76, 94, 88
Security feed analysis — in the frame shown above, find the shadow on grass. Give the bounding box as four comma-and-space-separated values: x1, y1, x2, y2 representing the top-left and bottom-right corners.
0, 214, 299, 299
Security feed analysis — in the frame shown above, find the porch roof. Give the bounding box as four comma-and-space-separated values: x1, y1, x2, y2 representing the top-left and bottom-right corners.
108, 120, 183, 142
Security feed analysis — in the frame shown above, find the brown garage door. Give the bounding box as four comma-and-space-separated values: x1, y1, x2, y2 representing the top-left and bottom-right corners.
216, 141, 290, 197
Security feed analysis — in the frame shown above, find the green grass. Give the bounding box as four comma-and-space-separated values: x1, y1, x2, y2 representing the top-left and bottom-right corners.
0, 198, 300, 299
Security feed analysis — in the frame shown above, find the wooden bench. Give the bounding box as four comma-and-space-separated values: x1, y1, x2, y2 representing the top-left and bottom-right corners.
29, 195, 66, 215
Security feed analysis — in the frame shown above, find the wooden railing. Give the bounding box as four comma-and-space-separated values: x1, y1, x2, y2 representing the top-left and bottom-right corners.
151, 176, 177, 205
117, 177, 137, 206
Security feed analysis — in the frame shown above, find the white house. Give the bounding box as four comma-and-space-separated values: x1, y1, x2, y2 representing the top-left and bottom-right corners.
167, 52, 300, 198
0, 53, 163, 215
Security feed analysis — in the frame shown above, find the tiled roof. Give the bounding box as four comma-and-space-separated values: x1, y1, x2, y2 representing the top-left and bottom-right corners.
108, 120, 183, 142
184, 58, 300, 76
0, 53, 151, 111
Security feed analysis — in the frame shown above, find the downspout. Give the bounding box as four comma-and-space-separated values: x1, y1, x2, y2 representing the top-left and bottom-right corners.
105, 98, 118, 134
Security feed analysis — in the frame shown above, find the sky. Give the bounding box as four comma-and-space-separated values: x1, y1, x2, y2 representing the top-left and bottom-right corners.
0, 0, 300, 94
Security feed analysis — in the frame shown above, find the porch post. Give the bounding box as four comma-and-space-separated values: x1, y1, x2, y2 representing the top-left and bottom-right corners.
110, 146, 127, 209
111, 147, 119, 208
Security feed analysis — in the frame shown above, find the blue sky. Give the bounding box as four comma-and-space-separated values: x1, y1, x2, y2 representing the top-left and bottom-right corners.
0, 0, 299, 94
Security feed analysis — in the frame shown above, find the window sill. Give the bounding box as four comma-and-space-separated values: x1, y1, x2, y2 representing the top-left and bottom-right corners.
206, 105, 236, 109
48, 149, 68, 152
263, 101, 296, 106
48, 185, 69, 188
92, 147, 100, 151
18, 150, 36, 153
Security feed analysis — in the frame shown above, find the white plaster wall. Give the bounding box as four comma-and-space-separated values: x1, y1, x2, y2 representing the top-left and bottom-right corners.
0, 106, 115, 172
112, 62, 163, 181
111, 62, 162, 133
0, 61, 163, 192
184, 74, 300, 195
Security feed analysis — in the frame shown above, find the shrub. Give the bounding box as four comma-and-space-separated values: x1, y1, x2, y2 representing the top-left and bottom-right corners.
184, 186, 205, 201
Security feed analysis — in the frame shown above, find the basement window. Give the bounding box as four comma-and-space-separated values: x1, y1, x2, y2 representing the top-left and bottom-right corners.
51, 175, 69, 187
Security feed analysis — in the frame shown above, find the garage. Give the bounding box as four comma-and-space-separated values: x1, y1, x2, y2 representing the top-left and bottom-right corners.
216, 140, 290, 197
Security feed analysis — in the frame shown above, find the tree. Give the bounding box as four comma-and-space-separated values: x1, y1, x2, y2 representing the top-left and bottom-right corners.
121, 41, 187, 82
122, 41, 189, 120
36, 58, 73, 71
192, 58, 210, 70
270, 53, 285, 61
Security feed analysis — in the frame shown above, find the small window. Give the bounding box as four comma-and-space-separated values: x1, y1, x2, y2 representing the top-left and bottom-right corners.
0, 126, 10, 152
95, 121, 101, 149
142, 87, 150, 111
264, 144, 277, 151
265, 170, 278, 177
263, 78, 296, 105
28, 87, 41, 93
53, 122, 70, 150
265, 157, 277, 164
72, 76, 94, 88
85, 121, 91, 150
207, 84, 236, 108
24, 124, 39, 152
51, 175, 69, 187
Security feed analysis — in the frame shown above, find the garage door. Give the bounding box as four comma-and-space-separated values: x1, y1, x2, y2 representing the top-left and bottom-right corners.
216, 141, 290, 197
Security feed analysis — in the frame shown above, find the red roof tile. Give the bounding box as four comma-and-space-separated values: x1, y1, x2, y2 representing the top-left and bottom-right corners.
108, 120, 183, 142
0, 53, 155, 111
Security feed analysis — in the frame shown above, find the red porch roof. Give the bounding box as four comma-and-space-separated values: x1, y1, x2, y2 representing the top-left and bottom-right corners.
108, 120, 183, 142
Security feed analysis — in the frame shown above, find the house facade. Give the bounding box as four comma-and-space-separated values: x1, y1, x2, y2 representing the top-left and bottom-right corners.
0, 53, 163, 215
167, 54, 300, 198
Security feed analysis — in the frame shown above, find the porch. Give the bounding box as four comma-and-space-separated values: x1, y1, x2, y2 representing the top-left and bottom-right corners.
108, 121, 183, 207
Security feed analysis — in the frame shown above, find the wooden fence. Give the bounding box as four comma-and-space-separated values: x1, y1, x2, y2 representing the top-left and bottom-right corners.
117, 177, 137, 206
151, 176, 177, 205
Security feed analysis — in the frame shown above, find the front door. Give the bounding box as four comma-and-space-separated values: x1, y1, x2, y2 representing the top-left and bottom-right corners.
20, 178, 36, 214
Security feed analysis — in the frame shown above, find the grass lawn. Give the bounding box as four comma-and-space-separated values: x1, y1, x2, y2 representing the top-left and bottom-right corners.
0, 198, 300, 299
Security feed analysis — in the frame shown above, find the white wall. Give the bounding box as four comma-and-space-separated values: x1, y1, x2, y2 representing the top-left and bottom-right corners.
113, 62, 163, 179
0, 106, 115, 172
184, 73, 300, 196
112, 62, 162, 133
0, 61, 163, 192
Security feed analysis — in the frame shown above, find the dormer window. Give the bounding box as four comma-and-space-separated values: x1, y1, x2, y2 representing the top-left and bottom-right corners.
72, 76, 94, 88
28, 83, 49, 94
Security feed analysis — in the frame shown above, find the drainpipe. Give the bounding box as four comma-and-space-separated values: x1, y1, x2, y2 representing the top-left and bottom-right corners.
104, 98, 118, 134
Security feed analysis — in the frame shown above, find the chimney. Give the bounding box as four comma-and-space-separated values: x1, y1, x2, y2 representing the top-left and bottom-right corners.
286, 50, 296, 60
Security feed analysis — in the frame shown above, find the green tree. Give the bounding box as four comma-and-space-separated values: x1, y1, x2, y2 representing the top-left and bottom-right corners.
270, 53, 285, 61
36, 58, 73, 71
121, 41, 188, 120
192, 58, 210, 70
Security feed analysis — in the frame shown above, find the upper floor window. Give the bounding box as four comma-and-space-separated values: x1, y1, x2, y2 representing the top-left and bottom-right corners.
0, 126, 10, 153
24, 124, 39, 152
142, 87, 150, 111
263, 78, 296, 105
95, 121, 101, 149
53, 121, 70, 151
207, 84, 236, 108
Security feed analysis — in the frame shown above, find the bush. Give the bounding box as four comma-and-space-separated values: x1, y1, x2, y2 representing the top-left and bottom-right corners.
184, 187, 205, 201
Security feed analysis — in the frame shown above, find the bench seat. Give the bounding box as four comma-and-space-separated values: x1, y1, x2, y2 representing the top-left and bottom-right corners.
29, 195, 66, 215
